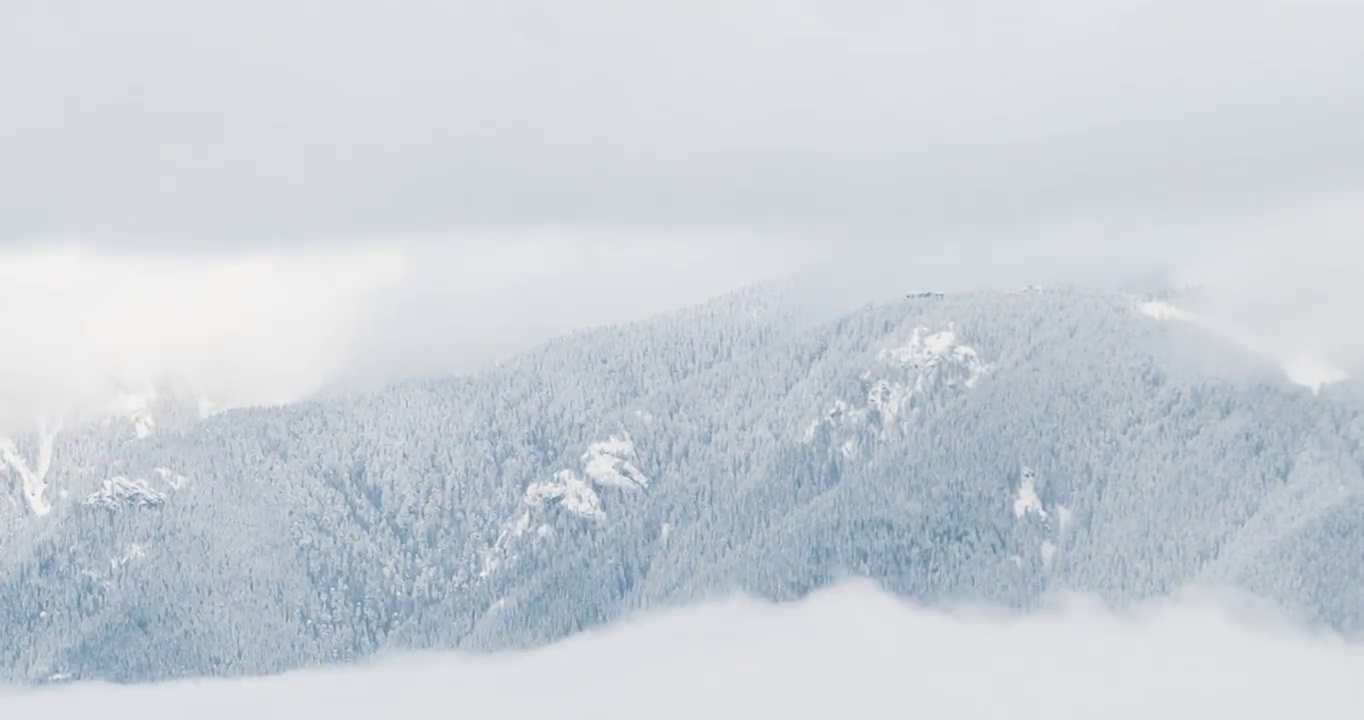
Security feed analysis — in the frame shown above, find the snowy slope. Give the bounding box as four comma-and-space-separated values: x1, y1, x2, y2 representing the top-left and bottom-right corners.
2, 283, 1364, 685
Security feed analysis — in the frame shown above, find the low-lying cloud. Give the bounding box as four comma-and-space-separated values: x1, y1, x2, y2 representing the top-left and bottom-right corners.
0, 242, 406, 428
2, 582, 1361, 718
0, 235, 803, 429
336, 231, 807, 391
3, 0, 1362, 419
2, 199, 1361, 432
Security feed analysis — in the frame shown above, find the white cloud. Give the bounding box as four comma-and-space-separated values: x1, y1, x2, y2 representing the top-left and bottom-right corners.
0, 234, 802, 430
0, 242, 406, 429
3, 582, 1362, 718
334, 230, 806, 391
2, 202, 1359, 432
2, 1, 1362, 238
3, 1, 1362, 409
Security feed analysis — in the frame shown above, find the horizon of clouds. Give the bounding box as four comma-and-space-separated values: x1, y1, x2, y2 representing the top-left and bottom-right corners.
0, 194, 1361, 432
3, 581, 1364, 718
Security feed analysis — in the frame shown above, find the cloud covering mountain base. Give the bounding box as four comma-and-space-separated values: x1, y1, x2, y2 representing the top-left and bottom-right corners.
3, 582, 1360, 719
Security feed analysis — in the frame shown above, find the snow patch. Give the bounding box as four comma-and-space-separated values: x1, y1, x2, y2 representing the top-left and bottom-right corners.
154, 467, 191, 490
805, 324, 988, 453
480, 434, 651, 578
877, 325, 984, 383
866, 379, 916, 424
84, 477, 166, 510
526, 470, 606, 522
524, 433, 649, 521
0, 422, 59, 516
1013, 468, 1047, 520
580, 435, 650, 490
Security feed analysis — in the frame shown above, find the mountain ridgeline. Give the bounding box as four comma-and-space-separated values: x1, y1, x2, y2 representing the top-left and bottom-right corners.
2, 284, 1363, 683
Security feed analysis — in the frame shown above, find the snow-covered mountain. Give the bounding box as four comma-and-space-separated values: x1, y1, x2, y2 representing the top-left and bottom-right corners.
0, 379, 212, 517
2, 283, 1363, 684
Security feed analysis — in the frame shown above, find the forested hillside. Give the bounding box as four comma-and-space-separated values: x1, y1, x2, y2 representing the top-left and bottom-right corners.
3, 283, 1362, 684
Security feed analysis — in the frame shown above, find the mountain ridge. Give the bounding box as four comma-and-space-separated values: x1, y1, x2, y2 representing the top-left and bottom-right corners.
2, 282, 1363, 684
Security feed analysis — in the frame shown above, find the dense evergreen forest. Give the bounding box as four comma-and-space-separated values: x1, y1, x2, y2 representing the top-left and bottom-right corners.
3, 283, 1362, 684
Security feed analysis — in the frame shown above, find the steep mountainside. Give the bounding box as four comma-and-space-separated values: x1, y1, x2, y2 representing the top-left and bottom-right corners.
2, 283, 1362, 683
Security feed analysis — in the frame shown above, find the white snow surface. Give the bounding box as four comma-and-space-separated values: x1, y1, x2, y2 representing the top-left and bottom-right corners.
0, 423, 59, 516
877, 325, 986, 387
84, 477, 167, 510
480, 434, 650, 577
805, 323, 987, 449
526, 470, 606, 522
524, 434, 649, 520
580, 436, 650, 490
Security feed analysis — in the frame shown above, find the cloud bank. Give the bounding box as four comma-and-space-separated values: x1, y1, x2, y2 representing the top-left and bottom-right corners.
0, 236, 802, 429
2, 206, 1361, 433
2, 1, 1361, 420
0, 243, 406, 428
2, 582, 1362, 718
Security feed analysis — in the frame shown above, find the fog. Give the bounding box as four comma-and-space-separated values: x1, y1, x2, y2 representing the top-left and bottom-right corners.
1, 582, 1360, 718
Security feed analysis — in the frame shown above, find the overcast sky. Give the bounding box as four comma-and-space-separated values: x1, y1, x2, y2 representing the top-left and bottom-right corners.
1, 1, 1362, 412
4, 0, 1362, 243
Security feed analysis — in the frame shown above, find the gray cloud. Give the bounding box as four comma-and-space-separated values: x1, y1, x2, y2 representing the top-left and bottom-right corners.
3, 1, 1362, 242
3, 1, 1362, 410
3, 582, 1363, 718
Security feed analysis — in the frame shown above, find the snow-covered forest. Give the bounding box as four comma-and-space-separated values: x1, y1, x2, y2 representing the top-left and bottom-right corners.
3, 282, 1363, 684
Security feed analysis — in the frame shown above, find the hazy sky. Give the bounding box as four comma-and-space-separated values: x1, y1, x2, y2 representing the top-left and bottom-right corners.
3, 0, 1362, 242
1, 1, 1362, 414
3, 582, 1363, 718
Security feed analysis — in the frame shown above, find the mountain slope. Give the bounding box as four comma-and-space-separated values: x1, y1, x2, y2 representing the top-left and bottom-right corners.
2, 284, 1363, 683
